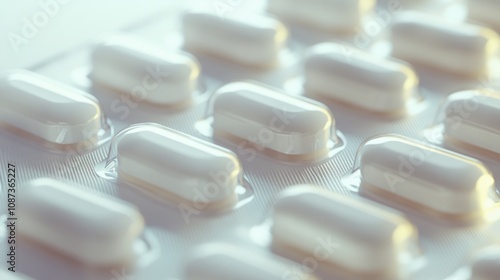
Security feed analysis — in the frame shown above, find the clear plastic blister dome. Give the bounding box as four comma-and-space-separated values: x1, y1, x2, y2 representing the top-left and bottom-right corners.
424, 89, 500, 160
343, 134, 500, 225
0, 70, 112, 154
195, 80, 345, 165
96, 123, 254, 213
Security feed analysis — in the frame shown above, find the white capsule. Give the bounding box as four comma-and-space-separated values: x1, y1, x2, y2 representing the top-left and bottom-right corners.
92, 35, 200, 106
304, 43, 418, 113
267, 0, 375, 32
184, 243, 318, 280
272, 185, 417, 276
0, 70, 104, 147
18, 178, 144, 266
470, 247, 500, 280
115, 124, 241, 209
444, 90, 500, 155
391, 12, 499, 77
360, 135, 495, 218
469, 0, 500, 32
183, 12, 288, 67
212, 82, 335, 161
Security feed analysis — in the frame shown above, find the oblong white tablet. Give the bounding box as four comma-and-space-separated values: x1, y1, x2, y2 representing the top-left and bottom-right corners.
212, 82, 335, 161
470, 247, 500, 280
304, 43, 418, 113
183, 12, 288, 67
391, 12, 499, 76
272, 185, 417, 276
92, 35, 200, 106
267, 0, 375, 32
444, 90, 500, 154
469, 0, 500, 32
359, 135, 495, 217
115, 124, 241, 209
184, 243, 318, 280
18, 178, 144, 266
0, 70, 104, 147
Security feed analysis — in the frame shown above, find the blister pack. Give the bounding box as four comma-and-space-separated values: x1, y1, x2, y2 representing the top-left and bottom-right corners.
1, 0, 500, 280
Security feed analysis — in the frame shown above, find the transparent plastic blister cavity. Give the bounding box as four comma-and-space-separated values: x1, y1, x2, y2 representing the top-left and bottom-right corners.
283, 42, 427, 118
424, 89, 500, 160
0, 70, 113, 154
195, 81, 346, 165
96, 123, 254, 214
343, 134, 500, 225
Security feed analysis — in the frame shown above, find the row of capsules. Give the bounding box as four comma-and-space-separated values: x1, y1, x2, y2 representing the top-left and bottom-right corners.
1, 0, 500, 279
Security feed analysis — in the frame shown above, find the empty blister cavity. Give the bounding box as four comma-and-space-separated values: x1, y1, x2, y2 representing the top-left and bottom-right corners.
468, 0, 500, 33
98, 123, 249, 211
183, 12, 288, 67
197, 81, 343, 163
346, 134, 499, 223
91, 35, 201, 106
272, 185, 420, 279
303, 42, 421, 114
184, 243, 318, 280
390, 12, 499, 77
18, 178, 144, 266
0, 70, 111, 152
267, 0, 375, 32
